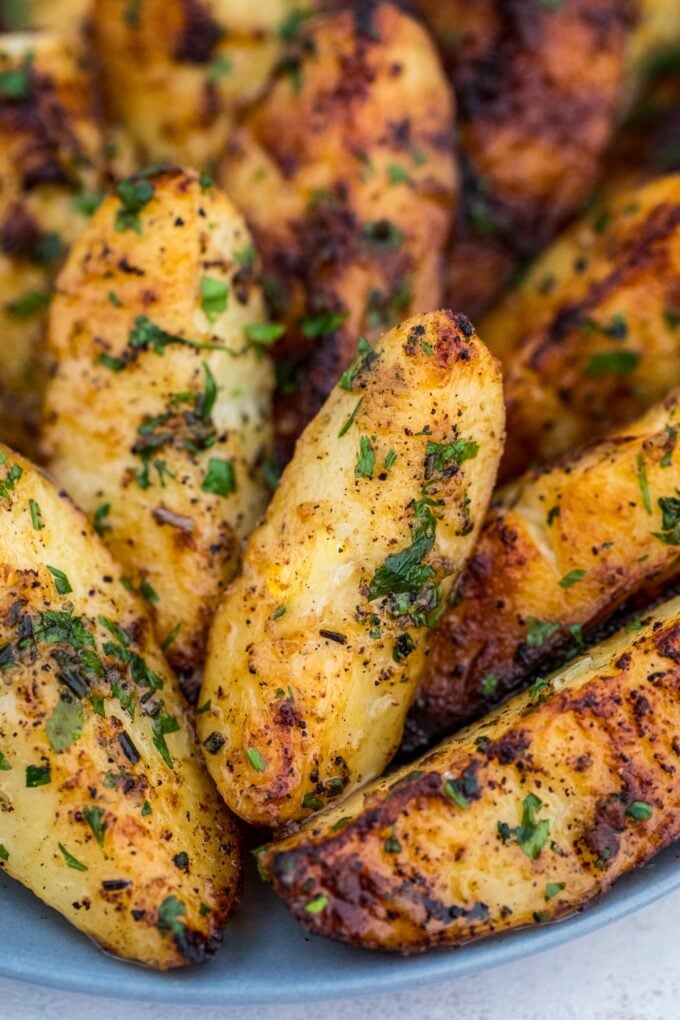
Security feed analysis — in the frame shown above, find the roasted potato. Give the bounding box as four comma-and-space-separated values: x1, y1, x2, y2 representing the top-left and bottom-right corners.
262, 595, 680, 952
92, 0, 305, 168
0, 0, 92, 31
479, 173, 680, 483
0, 31, 129, 457
42, 167, 273, 700
218, 2, 457, 461
416, 0, 680, 319
405, 389, 680, 753
198, 311, 505, 828
0, 443, 241, 968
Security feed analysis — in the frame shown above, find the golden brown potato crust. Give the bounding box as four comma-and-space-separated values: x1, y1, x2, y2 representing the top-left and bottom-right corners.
92, 0, 301, 167
198, 311, 504, 827
262, 597, 680, 952
0, 444, 241, 969
219, 2, 457, 462
42, 167, 273, 700
0, 32, 126, 457
405, 391, 680, 752
481, 174, 680, 483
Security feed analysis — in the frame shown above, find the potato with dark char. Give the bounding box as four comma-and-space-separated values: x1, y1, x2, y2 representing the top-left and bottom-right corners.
0, 443, 241, 969
218, 2, 457, 461
405, 389, 680, 753
198, 311, 504, 828
479, 174, 680, 483
0, 31, 129, 457
43, 167, 273, 701
415, 0, 680, 319
92, 0, 307, 168
261, 596, 680, 952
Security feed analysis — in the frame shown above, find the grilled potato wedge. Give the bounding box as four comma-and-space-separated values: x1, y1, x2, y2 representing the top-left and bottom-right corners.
0, 31, 128, 457
42, 167, 273, 700
198, 311, 505, 827
405, 389, 680, 752
92, 0, 303, 167
0, 443, 241, 968
262, 596, 680, 952
480, 174, 680, 483
218, 2, 457, 460
416, 0, 680, 319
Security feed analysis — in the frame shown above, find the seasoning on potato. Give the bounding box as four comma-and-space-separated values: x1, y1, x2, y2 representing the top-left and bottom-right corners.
405, 388, 680, 752
261, 595, 680, 952
481, 173, 680, 482
197, 310, 505, 828
92, 0, 305, 168
219, 1, 457, 461
42, 167, 274, 700
0, 443, 241, 969
0, 30, 129, 457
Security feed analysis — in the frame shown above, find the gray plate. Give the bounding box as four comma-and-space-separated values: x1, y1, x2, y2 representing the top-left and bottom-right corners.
1, 843, 679, 1006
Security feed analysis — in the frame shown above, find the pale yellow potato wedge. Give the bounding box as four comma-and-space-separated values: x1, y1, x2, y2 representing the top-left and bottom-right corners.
198, 310, 505, 827
0, 31, 129, 457
0, 444, 241, 968
262, 596, 680, 952
42, 167, 273, 699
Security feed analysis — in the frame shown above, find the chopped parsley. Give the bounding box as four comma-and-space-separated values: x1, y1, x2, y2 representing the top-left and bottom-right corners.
305, 895, 328, 914
626, 800, 653, 821
424, 437, 478, 479
367, 498, 436, 602
652, 493, 680, 545
244, 322, 286, 347
480, 674, 498, 696
157, 895, 186, 941
585, 350, 640, 376
29, 499, 43, 531
383, 449, 397, 470
83, 805, 107, 848
200, 276, 229, 321
444, 779, 470, 811
338, 337, 378, 391
245, 747, 266, 772
338, 397, 364, 438
0, 751, 10, 770
201, 458, 236, 497
300, 311, 346, 338
26, 764, 50, 787
384, 830, 402, 853
545, 881, 566, 900
355, 435, 376, 479
498, 793, 550, 859
0, 54, 32, 99
47, 566, 73, 596
525, 618, 560, 647
115, 177, 155, 233
152, 710, 180, 768
558, 569, 586, 589
636, 453, 652, 514
5, 288, 50, 320
59, 843, 88, 872
0, 845, 8, 862
46, 695, 84, 752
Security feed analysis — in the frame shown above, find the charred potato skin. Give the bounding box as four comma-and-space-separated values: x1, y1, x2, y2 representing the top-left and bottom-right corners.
482, 174, 680, 483
0, 32, 126, 456
262, 598, 680, 952
219, 3, 457, 461
415, 0, 680, 319
92, 0, 301, 167
198, 311, 504, 828
0, 444, 241, 969
42, 167, 273, 699
405, 390, 680, 752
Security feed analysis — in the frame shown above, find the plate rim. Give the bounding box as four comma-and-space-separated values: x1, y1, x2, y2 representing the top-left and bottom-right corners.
1, 844, 679, 1007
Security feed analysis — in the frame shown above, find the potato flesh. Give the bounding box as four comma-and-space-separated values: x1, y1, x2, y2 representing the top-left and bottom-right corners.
0, 32, 129, 457
92, 0, 302, 167
198, 310, 504, 827
0, 445, 241, 969
406, 388, 680, 750
43, 168, 273, 696
263, 596, 680, 952
219, 2, 457, 456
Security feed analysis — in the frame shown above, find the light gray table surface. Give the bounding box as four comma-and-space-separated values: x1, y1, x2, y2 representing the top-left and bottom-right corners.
1, 886, 677, 1020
